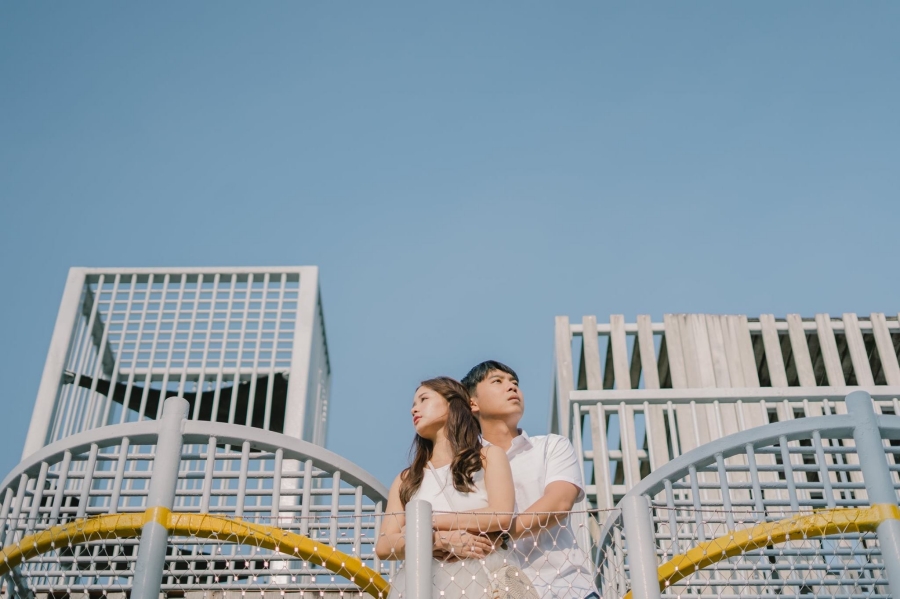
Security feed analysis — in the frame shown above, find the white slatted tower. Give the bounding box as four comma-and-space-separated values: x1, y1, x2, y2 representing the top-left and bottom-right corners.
24, 267, 330, 456
553, 313, 900, 510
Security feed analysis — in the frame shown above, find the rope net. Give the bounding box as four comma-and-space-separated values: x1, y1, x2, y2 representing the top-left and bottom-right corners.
1, 506, 895, 598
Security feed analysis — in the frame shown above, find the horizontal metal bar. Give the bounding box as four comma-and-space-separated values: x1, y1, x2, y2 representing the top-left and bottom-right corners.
569, 316, 900, 336
570, 385, 900, 404
80, 266, 316, 276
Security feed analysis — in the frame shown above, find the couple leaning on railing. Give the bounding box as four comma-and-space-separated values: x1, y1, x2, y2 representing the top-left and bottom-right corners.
375, 361, 598, 599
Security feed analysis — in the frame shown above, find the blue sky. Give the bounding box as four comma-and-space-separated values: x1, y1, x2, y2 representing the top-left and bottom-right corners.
1, 2, 898, 485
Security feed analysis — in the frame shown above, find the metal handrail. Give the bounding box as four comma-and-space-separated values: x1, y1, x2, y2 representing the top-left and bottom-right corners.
2, 415, 387, 503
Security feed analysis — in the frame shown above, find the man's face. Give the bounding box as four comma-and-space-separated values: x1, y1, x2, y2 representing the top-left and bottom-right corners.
470, 370, 524, 421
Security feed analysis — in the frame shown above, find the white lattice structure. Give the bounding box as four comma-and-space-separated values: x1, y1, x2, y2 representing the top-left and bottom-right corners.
23, 267, 330, 457
552, 313, 900, 510
0, 267, 394, 599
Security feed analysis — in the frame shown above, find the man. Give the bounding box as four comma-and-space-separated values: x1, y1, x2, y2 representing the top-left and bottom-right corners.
461, 360, 598, 599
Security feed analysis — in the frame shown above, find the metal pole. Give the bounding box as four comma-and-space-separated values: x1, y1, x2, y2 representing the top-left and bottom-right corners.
405, 499, 433, 599
846, 390, 900, 597
131, 397, 189, 599
621, 494, 661, 599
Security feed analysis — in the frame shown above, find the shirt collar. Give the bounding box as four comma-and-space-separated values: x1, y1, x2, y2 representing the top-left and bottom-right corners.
481, 429, 533, 457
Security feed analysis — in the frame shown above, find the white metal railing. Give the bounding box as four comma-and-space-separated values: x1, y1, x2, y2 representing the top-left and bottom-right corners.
590, 390, 900, 599
0, 397, 386, 597
554, 313, 900, 512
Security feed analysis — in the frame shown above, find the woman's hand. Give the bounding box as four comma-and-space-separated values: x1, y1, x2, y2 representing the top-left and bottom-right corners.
432, 529, 495, 559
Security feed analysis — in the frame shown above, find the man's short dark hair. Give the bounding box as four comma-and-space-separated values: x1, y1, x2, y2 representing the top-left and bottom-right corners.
461, 360, 519, 395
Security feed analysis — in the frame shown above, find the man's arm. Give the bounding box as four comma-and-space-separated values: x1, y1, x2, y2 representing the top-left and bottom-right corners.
510, 480, 580, 538
512, 436, 586, 538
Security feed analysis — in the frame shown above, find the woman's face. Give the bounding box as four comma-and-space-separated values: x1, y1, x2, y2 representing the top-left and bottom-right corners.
410, 385, 450, 440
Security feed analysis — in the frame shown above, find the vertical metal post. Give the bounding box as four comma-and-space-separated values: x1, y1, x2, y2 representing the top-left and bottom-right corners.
131, 397, 189, 599
621, 494, 661, 599
847, 390, 900, 597
405, 499, 433, 599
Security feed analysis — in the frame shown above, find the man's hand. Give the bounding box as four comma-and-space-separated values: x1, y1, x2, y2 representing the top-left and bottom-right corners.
432, 530, 495, 559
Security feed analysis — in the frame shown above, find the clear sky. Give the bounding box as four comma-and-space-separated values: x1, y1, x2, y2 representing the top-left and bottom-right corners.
1, 2, 898, 486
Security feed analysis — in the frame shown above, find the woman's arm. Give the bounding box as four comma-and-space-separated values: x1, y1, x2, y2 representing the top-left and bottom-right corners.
431, 445, 515, 534
376, 472, 494, 560
374, 474, 406, 559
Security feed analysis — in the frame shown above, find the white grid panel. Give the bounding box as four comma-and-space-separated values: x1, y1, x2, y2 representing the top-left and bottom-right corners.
46, 269, 322, 444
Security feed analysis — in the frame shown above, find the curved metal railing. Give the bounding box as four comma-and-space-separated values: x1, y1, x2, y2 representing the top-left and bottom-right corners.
0, 397, 388, 597
597, 390, 900, 599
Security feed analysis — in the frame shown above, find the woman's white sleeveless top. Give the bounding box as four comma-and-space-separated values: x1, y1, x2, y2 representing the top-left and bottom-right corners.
410, 462, 489, 511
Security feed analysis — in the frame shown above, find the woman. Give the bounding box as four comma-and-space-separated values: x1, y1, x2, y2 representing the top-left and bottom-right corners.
375, 377, 516, 599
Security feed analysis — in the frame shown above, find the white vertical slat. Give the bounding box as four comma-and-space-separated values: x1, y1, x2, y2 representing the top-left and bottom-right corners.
706, 316, 742, 439
683, 315, 717, 450
685, 315, 717, 388
77, 273, 120, 436
179, 273, 204, 399
714, 316, 758, 509
678, 315, 704, 388
579, 315, 603, 508
138, 273, 165, 420
735, 315, 761, 387
786, 314, 823, 419
299, 459, 313, 536
228, 274, 253, 425
554, 316, 575, 436
119, 274, 155, 425
759, 315, 788, 388
210, 274, 238, 423
156, 274, 189, 420
871, 313, 900, 385
759, 314, 797, 488
581, 316, 603, 391
5, 475, 30, 546
609, 316, 641, 489
815, 314, 845, 386
199, 437, 217, 513
244, 272, 268, 427
637, 315, 668, 469
637, 316, 659, 389
108, 437, 130, 512
786, 314, 816, 387
720, 316, 746, 387
49, 451, 72, 524
662, 315, 688, 388
662, 315, 696, 457
24, 268, 88, 456
589, 405, 613, 511
609, 316, 631, 391
28, 462, 50, 527
731, 315, 768, 429
190, 273, 216, 421
705, 315, 732, 388
271, 448, 283, 521
263, 273, 287, 430
52, 273, 104, 444
284, 267, 319, 440
98, 274, 138, 428
76, 444, 99, 519
843, 313, 874, 386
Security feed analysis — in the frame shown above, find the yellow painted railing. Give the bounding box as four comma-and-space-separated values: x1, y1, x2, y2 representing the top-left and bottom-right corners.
0, 507, 389, 598
624, 504, 900, 599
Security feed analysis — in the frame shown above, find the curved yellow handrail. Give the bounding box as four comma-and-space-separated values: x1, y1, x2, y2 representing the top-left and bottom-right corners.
0, 508, 389, 598
623, 503, 900, 599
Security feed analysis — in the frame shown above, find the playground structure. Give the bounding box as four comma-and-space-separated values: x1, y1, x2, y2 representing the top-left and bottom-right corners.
4, 290, 900, 598
548, 313, 900, 598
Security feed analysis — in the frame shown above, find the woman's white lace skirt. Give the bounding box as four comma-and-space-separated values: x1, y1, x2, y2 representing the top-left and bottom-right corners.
387, 549, 519, 599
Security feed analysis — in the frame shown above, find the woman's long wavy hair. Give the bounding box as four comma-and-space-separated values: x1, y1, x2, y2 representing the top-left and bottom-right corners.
398, 377, 483, 506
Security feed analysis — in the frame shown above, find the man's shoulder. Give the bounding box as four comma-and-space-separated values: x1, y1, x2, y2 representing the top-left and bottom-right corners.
528, 432, 575, 447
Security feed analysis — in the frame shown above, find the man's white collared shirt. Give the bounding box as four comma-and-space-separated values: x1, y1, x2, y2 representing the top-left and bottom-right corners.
484, 430, 596, 599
